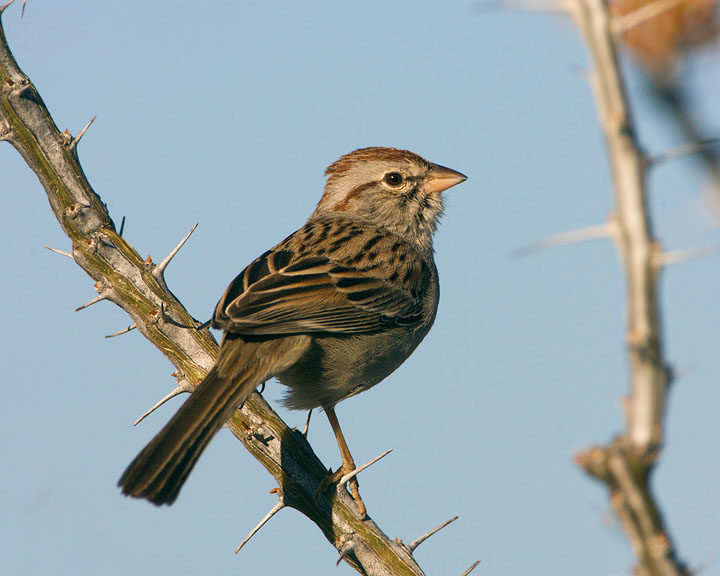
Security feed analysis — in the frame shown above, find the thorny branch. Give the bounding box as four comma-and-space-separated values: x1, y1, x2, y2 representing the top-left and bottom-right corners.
570, 0, 690, 574
613, 0, 720, 207
0, 4, 465, 575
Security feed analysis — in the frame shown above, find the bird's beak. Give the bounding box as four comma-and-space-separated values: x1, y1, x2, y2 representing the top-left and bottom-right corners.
422, 164, 468, 195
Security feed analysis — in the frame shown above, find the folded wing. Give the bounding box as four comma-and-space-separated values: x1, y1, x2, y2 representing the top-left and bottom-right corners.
213, 246, 429, 336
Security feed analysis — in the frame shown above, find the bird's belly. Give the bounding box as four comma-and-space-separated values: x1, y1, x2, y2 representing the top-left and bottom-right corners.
276, 327, 428, 411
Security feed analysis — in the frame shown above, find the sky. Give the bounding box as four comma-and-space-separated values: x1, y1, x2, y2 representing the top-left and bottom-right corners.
1, 1, 719, 575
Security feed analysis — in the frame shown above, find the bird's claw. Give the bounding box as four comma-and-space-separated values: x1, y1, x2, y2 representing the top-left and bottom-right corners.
315, 466, 367, 519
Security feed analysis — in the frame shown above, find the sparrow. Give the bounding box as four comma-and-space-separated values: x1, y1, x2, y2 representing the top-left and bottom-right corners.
119, 147, 467, 516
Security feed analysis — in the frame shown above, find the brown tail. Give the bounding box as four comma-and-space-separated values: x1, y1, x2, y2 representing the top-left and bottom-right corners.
118, 339, 262, 505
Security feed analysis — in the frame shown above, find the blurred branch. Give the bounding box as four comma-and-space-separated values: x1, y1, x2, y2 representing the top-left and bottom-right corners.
648, 77, 720, 209
0, 5, 432, 575
570, 0, 690, 574
513, 220, 616, 257
649, 138, 720, 164
614, 0, 720, 203
613, 0, 686, 33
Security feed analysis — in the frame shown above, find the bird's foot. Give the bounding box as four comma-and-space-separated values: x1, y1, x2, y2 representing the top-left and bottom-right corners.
316, 464, 367, 519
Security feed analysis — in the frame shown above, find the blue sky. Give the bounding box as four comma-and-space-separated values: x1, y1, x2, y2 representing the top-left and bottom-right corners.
1, 1, 719, 575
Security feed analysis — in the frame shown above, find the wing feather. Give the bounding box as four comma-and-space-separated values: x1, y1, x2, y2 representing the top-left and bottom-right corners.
212, 220, 430, 336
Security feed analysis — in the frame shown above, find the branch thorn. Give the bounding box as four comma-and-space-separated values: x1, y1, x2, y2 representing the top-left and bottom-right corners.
407, 515, 459, 553
338, 449, 392, 485
118, 215, 126, 237
658, 243, 720, 267
649, 139, 720, 165
44, 245, 74, 259
15, 81, 32, 96
0, 0, 16, 16
461, 560, 481, 576
152, 222, 199, 281
69, 115, 96, 151
133, 378, 194, 426
691, 553, 717, 575
474, 0, 568, 13
613, 0, 686, 34
513, 222, 615, 258
75, 292, 107, 312
335, 539, 358, 567
105, 323, 136, 339
302, 409, 312, 437
235, 496, 286, 553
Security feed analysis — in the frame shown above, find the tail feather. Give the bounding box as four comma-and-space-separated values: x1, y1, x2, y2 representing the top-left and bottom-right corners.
118, 358, 260, 505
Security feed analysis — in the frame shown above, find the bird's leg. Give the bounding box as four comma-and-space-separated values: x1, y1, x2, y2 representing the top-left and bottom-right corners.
319, 406, 366, 518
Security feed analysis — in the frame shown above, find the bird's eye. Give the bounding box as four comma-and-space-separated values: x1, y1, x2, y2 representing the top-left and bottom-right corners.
383, 172, 404, 187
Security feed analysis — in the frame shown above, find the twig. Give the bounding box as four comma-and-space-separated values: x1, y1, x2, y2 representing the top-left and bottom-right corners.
461, 560, 481, 576
573, 0, 666, 462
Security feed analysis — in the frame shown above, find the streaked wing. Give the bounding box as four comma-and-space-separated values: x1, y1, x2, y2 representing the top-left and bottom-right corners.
212, 223, 430, 336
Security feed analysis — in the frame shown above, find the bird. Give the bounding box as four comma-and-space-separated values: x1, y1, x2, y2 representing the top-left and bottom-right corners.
118, 147, 467, 515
